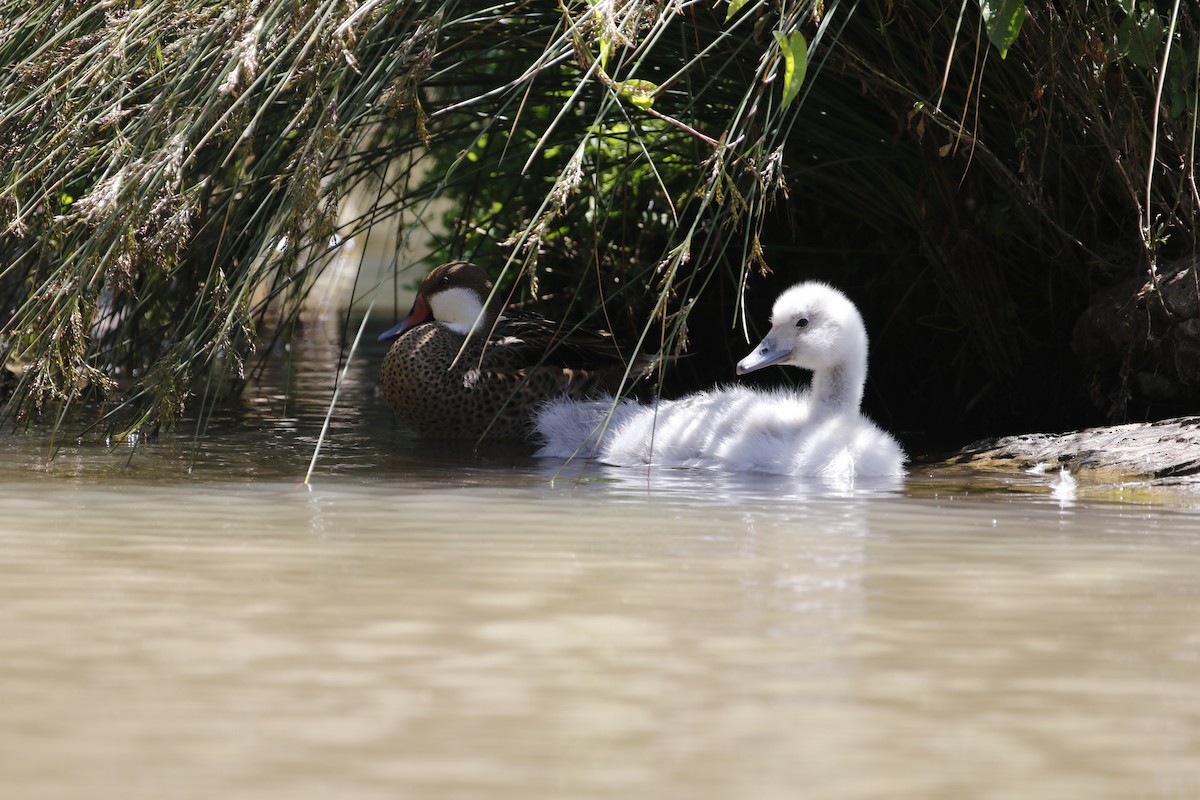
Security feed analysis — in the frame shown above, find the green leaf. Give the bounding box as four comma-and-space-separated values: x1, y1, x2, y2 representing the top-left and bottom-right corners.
1116, 10, 1164, 69
977, 0, 1025, 58
617, 79, 657, 110
773, 31, 808, 110
725, 0, 750, 23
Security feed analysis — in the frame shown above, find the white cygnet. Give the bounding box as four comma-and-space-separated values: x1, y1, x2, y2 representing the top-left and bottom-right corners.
533, 281, 906, 484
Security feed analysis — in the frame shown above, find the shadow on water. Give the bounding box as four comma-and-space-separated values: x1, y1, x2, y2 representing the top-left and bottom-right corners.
5, 313, 1194, 510
0, 303, 1186, 504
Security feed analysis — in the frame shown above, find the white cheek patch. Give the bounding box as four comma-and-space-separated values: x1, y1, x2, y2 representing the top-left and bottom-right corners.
430, 287, 486, 335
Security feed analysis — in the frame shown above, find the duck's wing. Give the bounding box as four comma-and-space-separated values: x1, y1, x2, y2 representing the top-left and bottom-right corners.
458, 310, 653, 401
489, 310, 635, 371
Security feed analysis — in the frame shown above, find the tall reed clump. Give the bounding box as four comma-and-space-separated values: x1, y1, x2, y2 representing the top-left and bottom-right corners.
1, 0, 447, 435
1, 0, 1197, 443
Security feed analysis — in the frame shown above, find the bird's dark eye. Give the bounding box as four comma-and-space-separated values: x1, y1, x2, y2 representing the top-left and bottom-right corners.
795, 317, 809, 329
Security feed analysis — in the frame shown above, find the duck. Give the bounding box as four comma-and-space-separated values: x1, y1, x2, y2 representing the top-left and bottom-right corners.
379, 260, 650, 438
533, 280, 906, 483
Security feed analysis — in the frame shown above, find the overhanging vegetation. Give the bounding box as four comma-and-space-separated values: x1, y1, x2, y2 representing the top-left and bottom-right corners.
1, 0, 1196, 444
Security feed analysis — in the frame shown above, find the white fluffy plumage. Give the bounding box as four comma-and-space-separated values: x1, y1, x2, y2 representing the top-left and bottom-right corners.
532, 281, 906, 484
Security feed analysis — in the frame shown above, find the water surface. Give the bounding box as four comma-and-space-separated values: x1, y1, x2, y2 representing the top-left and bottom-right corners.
2, 329, 1199, 799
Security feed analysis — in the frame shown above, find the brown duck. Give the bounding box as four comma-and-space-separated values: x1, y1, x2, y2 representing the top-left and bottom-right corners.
380, 261, 652, 438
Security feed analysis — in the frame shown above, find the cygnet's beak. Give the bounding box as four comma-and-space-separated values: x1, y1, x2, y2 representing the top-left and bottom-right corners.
737, 335, 792, 374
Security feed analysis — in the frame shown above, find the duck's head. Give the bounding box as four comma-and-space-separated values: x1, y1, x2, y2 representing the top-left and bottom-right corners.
378, 261, 496, 341
736, 281, 867, 375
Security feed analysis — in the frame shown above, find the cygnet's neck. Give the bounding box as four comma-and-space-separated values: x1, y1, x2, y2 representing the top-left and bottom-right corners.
809, 356, 866, 414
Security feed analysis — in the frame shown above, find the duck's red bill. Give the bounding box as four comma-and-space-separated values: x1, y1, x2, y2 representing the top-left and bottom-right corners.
378, 294, 433, 342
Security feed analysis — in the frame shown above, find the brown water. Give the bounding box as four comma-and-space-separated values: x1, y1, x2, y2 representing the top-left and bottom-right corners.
3, 329, 1200, 799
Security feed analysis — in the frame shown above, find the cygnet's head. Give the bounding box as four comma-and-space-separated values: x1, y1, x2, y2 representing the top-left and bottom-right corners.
736, 281, 867, 376
379, 261, 495, 341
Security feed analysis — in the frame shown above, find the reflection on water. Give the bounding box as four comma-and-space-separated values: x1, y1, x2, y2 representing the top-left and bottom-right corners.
2, 326, 1200, 799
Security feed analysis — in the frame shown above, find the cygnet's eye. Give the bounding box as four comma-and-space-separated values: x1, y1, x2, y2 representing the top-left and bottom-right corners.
795, 317, 809, 329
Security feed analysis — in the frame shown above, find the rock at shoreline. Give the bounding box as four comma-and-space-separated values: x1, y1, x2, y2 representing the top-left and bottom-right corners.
940, 416, 1200, 481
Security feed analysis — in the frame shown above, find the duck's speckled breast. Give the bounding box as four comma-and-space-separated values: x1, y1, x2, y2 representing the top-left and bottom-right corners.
381, 323, 529, 438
